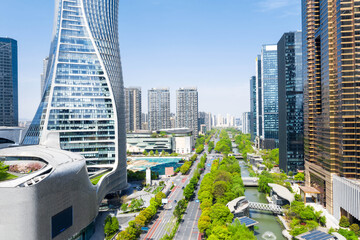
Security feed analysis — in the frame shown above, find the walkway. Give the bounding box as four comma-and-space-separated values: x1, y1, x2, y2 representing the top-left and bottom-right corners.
249, 202, 283, 214
242, 177, 259, 186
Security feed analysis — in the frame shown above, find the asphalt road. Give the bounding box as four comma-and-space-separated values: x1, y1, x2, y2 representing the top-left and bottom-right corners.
174, 144, 223, 240
142, 156, 202, 240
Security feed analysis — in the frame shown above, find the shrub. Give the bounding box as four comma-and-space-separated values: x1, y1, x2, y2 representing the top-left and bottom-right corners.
340, 216, 350, 228
350, 224, 360, 235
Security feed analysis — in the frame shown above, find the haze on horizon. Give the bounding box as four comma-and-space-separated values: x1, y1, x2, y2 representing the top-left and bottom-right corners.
0, 0, 301, 121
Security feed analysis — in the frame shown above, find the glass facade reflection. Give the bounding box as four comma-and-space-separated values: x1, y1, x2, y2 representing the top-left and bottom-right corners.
278, 31, 304, 173
0, 38, 18, 127
23, 0, 126, 173
261, 45, 278, 147
250, 76, 256, 141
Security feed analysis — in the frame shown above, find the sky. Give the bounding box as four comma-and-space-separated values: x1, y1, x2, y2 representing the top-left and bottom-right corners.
0, 0, 301, 121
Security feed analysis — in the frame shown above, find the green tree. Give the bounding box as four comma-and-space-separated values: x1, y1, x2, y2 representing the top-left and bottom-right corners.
210, 203, 233, 226
155, 150, 159, 156
350, 224, 360, 235
161, 150, 166, 156
198, 215, 211, 233
143, 150, 148, 156
228, 219, 256, 240
149, 150, 154, 156
121, 203, 128, 212
294, 172, 305, 181
340, 216, 350, 228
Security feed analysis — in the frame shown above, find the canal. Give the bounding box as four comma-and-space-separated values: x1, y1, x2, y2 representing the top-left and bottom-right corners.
239, 160, 285, 240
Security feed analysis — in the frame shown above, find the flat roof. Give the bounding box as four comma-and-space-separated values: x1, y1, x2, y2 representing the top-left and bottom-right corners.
296, 230, 335, 240
269, 183, 295, 202
238, 216, 258, 228
299, 186, 321, 194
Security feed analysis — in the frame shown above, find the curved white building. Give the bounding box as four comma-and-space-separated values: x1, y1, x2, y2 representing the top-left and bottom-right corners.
23, 0, 127, 197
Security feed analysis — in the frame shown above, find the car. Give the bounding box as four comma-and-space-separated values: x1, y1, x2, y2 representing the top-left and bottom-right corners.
174, 200, 177, 203
182, 186, 184, 189
195, 199, 200, 203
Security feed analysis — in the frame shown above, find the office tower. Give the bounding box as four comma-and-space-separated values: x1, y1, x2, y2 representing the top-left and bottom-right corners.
303, 0, 360, 219
278, 31, 304, 173
40, 57, 49, 97
242, 112, 251, 134
261, 44, 278, 149
176, 88, 198, 137
205, 112, 212, 131
255, 55, 262, 139
250, 76, 257, 141
0, 37, 18, 127
23, 0, 127, 195
198, 112, 206, 132
125, 87, 142, 132
148, 88, 171, 131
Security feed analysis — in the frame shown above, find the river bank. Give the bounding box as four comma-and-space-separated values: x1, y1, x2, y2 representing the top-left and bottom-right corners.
239, 160, 286, 240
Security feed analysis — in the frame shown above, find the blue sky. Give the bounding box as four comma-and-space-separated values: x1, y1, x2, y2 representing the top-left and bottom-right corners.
0, 0, 300, 120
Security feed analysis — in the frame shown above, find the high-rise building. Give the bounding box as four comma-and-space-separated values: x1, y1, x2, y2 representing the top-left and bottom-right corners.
205, 112, 212, 131
278, 31, 304, 173
176, 88, 198, 137
250, 76, 257, 141
302, 0, 360, 219
198, 111, 206, 132
40, 57, 49, 97
242, 112, 251, 134
261, 44, 278, 149
125, 87, 142, 132
23, 0, 127, 195
255, 55, 262, 139
0, 37, 18, 127
148, 88, 170, 131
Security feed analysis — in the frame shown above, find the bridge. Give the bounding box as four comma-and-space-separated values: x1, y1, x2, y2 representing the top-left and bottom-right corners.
242, 177, 259, 186
248, 202, 283, 214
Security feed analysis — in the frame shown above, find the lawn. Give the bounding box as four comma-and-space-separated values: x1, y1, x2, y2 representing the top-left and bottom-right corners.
0, 172, 18, 182
90, 171, 110, 185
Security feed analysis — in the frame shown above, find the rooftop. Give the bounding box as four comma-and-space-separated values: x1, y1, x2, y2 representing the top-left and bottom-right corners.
296, 230, 336, 240
268, 183, 295, 202
299, 186, 321, 194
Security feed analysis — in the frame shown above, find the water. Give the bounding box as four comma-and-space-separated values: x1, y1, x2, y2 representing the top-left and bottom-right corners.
240, 161, 286, 240
129, 157, 183, 175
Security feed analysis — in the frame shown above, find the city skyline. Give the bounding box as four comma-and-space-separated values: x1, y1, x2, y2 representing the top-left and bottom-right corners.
0, 0, 301, 120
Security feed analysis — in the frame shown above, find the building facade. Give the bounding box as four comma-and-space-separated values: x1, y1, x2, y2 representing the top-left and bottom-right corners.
261, 44, 279, 149
125, 87, 142, 132
148, 88, 171, 131
278, 31, 304, 173
0, 37, 18, 127
250, 76, 257, 141
176, 88, 198, 137
303, 0, 360, 216
40, 57, 49, 97
22, 0, 127, 197
242, 112, 251, 134
255, 55, 263, 139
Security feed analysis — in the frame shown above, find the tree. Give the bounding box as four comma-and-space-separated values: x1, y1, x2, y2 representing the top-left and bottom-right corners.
294, 172, 305, 181
155, 150, 159, 156
350, 224, 360, 235
149, 150, 154, 156
198, 215, 211, 233
228, 219, 256, 240
288, 171, 294, 177
111, 217, 119, 233
340, 216, 350, 228
210, 203, 233, 226
161, 150, 166, 156
143, 150, 148, 156
121, 203, 128, 212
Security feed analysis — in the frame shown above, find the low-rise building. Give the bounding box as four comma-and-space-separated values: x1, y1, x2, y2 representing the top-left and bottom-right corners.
333, 175, 360, 223
126, 128, 193, 154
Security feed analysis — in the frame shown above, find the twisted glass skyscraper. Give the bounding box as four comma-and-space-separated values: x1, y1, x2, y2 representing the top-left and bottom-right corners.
23, 0, 127, 193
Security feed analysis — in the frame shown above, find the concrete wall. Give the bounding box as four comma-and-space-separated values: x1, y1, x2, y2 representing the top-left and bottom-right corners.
0, 160, 98, 240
